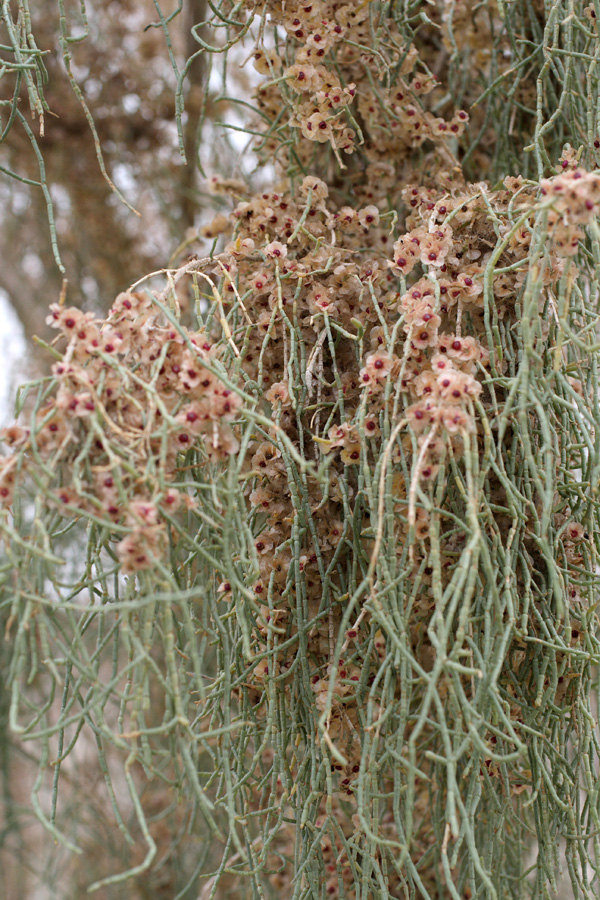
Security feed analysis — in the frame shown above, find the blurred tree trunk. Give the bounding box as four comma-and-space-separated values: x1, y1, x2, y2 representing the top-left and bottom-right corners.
181, 0, 207, 227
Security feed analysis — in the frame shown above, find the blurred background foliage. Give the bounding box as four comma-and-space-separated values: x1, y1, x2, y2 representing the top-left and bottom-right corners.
0, 0, 260, 343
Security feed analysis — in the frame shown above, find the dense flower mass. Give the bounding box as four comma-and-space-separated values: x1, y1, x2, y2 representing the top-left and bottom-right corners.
3, 2, 600, 899
1, 291, 242, 571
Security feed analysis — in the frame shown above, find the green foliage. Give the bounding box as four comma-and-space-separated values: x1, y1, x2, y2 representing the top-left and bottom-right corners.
2, 2, 600, 899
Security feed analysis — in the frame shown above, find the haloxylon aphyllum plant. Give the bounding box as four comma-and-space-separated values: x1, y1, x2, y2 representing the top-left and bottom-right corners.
3, 2, 600, 898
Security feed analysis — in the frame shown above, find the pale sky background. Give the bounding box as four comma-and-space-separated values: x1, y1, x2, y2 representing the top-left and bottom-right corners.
0, 289, 27, 427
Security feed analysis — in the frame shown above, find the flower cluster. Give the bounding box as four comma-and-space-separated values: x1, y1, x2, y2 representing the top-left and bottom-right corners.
249, 0, 468, 184
1, 291, 241, 571
542, 167, 600, 255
